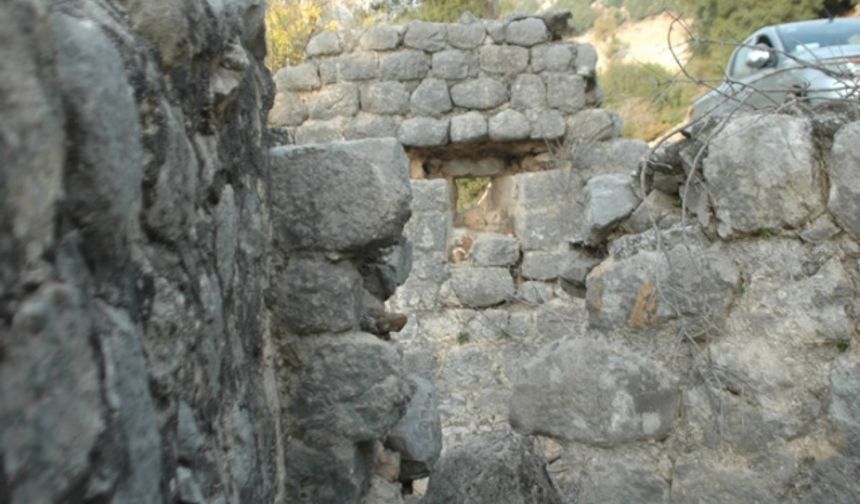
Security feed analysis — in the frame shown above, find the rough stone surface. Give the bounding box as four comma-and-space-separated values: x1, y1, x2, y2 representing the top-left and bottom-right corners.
703, 114, 821, 238
470, 233, 520, 266
291, 333, 411, 441
450, 267, 515, 307
479, 45, 529, 74
380, 50, 430, 81
583, 174, 640, 244
277, 62, 321, 91
489, 109, 531, 141
306, 83, 359, 120
450, 111, 488, 142
386, 377, 443, 480
271, 257, 363, 335
346, 114, 399, 139
431, 50, 476, 80
319, 52, 378, 82
307, 31, 342, 57
505, 18, 550, 47
404, 21, 446, 52
410, 78, 452, 116
545, 72, 586, 112
271, 138, 412, 252
531, 43, 575, 72
361, 25, 402, 51
510, 337, 680, 446
270, 91, 308, 126
0, 2, 279, 503
828, 120, 860, 237
398, 117, 450, 147
529, 109, 566, 139
361, 81, 410, 114
567, 109, 622, 141
422, 432, 563, 504
450, 78, 508, 110
447, 22, 486, 49
511, 74, 546, 109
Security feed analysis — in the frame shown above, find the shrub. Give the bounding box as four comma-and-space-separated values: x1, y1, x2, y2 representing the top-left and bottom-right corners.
265, 0, 338, 73
600, 61, 699, 140
550, 0, 598, 33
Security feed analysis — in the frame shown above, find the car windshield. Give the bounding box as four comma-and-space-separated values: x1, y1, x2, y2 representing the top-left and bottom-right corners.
778, 20, 860, 54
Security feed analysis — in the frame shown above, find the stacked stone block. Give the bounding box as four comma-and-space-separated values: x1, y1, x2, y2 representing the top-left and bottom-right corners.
270, 14, 601, 146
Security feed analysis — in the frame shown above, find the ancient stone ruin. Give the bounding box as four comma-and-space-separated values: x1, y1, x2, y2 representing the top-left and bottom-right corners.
2, 1, 860, 504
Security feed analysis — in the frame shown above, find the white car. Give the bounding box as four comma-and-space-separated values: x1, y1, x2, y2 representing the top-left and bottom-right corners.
690, 17, 860, 121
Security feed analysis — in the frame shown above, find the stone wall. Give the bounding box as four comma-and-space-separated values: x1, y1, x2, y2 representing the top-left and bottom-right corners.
269, 12, 602, 147
397, 104, 860, 503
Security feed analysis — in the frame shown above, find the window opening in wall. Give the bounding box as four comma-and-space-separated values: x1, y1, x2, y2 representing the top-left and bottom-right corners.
452, 176, 512, 235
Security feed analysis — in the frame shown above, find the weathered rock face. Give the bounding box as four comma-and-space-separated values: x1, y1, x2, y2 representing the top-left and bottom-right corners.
271, 14, 601, 146
421, 432, 563, 504
1, 0, 277, 503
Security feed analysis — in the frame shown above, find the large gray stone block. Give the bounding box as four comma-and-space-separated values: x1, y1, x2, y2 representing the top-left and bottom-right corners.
571, 138, 649, 176
271, 138, 411, 252
409, 78, 452, 117
544, 72, 586, 112
275, 63, 320, 91
345, 114, 398, 140
529, 109, 565, 140
380, 50, 430, 81
398, 117, 449, 147
511, 73, 546, 109
431, 49, 476, 80
446, 21, 486, 49
306, 83, 359, 120
306, 31, 342, 57
513, 209, 565, 251
422, 432, 563, 504
479, 45, 529, 74
360, 81, 410, 115
405, 211, 451, 252
505, 17, 550, 46
828, 121, 860, 237
470, 233, 520, 266
360, 25, 402, 50
704, 114, 820, 238
291, 333, 411, 440
411, 179, 453, 213
318, 52, 378, 82
294, 118, 346, 144
489, 109, 530, 141
531, 43, 575, 72
386, 376, 442, 481
450, 111, 488, 143
582, 174, 640, 245
271, 256, 363, 335
450, 78, 507, 110
510, 337, 680, 446
450, 267, 515, 308
404, 21, 446, 52
269, 91, 307, 126
567, 109, 622, 141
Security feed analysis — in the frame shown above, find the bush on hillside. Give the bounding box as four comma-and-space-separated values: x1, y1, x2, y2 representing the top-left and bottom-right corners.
600, 61, 698, 140
266, 0, 338, 72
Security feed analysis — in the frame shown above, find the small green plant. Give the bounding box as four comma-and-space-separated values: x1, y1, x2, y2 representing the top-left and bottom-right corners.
672, 197, 683, 208
761, 229, 773, 240
837, 339, 850, 353
457, 331, 471, 344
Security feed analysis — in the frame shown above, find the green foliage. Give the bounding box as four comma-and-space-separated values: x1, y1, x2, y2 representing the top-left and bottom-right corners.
497, 0, 541, 16
456, 177, 492, 212
600, 61, 698, 140
837, 339, 851, 353
457, 331, 471, 344
549, 0, 598, 33
402, 0, 496, 21
623, 0, 679, 20
265, 0, 339, 72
